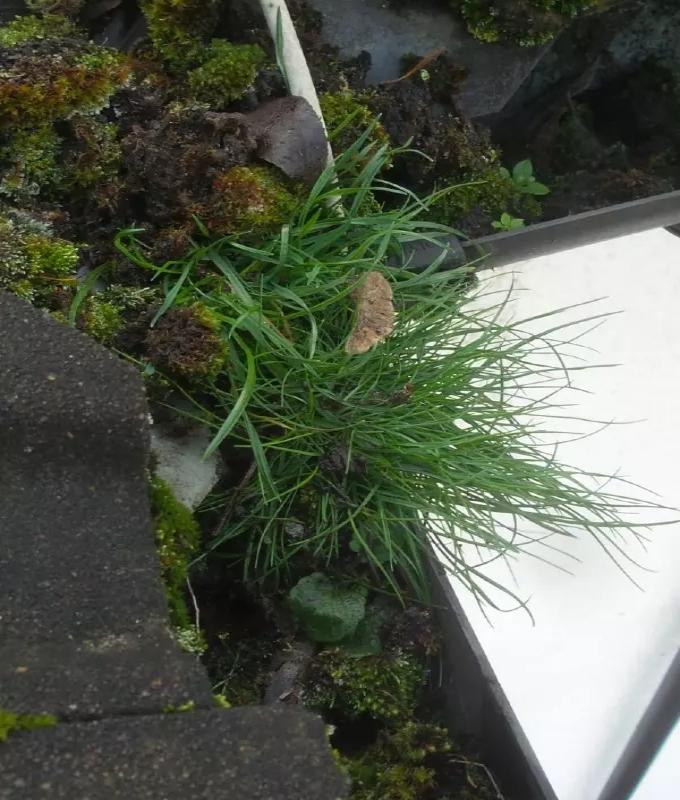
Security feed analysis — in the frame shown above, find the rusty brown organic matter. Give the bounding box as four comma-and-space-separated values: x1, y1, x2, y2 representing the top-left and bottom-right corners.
345, 271, 395, 356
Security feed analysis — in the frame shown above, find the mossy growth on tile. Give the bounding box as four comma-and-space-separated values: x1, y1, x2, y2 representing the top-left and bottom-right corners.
0, 213, 79, 302
457, 0, 597, 47
304, 649, 423, 724
0, 27, 130, 130
0, 709, 57, 743
163, 700, 196, 713
187, 40, 267, 108
319, 90, 390, 161
141, 0, 221, 72
145, 303, 228, 381
0, 124, 62, 201
201, 165, 299, 236
149, 475, 207, 655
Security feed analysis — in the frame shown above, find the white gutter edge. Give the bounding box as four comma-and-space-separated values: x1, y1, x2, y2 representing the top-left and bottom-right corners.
257, 0, 335, 167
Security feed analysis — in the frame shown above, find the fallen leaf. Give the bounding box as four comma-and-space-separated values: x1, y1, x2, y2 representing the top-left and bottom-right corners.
345, 271, 395, 355
246, 96, 328, 186
380, 47, 446, 85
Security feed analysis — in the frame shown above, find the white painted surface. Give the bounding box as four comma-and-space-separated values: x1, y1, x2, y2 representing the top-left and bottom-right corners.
449, 229, 680, 800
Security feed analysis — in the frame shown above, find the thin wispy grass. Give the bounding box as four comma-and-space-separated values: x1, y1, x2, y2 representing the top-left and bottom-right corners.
116, 133, 674, 608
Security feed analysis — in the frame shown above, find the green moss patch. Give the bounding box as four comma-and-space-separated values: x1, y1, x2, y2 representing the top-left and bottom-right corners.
188, 40, 267, 108
0, 709, 56, 743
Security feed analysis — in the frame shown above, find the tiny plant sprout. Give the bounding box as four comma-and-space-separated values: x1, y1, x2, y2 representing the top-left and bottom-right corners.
492, 212, 525, 231
500, 159, 550, 196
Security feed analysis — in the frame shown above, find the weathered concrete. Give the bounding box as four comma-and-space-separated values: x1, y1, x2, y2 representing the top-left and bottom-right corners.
0, 292, 348, 799
0, 293, 213, 716
0, 708, 350, 800
0, 637, 210, 719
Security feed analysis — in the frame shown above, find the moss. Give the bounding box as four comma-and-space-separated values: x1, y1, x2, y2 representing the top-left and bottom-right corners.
80, 297, 123, 344
141, 0, 221, 71
163, 700, 196, 713
77, 283, 158, 344
0, 13, 76, 47
0, 38, 130, 130
149, 475, 207, 655
319, 90, 390, 160
150, 224, 195, 264
0, 213, 79, 302
146, 303, 227, 380
424, 119, 542, 230
304, 650, 422, 724
23, 233, 79, 276
0, 124, 62, 200
213, 693, 231, 709
62, 116, 122, 193
187, 40, 266, 108
202, 165, 298, 236
457, 0, 596, 47
432, 167, 518, 223
0, 709, 57, 742
342, 722, 453, 800
26, 0, 84, 15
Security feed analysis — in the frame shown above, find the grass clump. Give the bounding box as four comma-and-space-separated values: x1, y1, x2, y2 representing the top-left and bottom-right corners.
116, 132, 666, 608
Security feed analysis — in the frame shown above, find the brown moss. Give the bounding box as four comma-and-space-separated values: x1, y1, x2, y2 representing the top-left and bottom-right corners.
199, 165, 298, 235
146, 303, 227, 380
0, 39, 130, 130
120, 105, 256, 228
61, 115, 122, 195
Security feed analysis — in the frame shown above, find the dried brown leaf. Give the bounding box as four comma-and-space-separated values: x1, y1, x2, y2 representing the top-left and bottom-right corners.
345, 271, 395, 356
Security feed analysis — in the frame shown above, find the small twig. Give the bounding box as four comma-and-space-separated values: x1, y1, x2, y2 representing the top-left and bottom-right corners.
380, 47, 446, 85
448, 757, 506, 799
211, 461, 258, 539
185, 575, 201, 631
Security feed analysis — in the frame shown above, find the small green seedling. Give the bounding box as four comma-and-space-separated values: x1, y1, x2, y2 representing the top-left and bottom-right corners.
492, 212, 525, 231
501, 159, 550, 195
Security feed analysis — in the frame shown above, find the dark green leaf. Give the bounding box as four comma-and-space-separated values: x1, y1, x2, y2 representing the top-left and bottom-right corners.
289, 573, 367, 643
